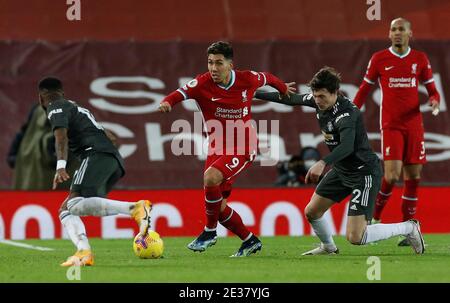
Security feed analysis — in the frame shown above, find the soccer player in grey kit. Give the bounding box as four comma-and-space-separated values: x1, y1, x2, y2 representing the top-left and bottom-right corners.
255, 67, 425, 255
39, 77, 152, 266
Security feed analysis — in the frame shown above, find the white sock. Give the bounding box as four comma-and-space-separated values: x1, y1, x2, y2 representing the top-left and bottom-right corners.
310, 216, 336, 250
67, 196, 134, 217
361, 222, 414, 244
60, 211, 91, 251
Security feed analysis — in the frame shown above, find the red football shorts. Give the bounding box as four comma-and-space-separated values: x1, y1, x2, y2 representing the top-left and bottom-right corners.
204, 153, 256, 199
381, 128, 426, 164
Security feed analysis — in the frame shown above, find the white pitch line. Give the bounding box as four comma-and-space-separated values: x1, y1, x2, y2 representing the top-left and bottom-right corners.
0, 240, 54, 251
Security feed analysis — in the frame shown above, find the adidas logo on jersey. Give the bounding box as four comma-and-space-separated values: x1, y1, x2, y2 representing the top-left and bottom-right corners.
350, 204, 358, 211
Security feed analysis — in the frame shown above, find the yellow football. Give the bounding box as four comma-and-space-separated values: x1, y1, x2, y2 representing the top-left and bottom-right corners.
133, 230, 164, 259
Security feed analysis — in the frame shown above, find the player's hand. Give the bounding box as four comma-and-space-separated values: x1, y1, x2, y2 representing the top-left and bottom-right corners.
282, 82, 297, 99
429, 99, 440, 116
305, 160, 326, 184
159, 102, 172, 113
53, 168, 70, 190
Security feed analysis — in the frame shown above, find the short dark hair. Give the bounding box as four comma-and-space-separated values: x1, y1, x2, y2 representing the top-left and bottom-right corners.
391, 17, 411, 30
38, 77, 63, 92
308, 66, 341, 94
207, 41, 233, 60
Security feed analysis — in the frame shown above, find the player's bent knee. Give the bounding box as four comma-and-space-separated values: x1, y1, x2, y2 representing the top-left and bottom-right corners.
58, 199, 71, 214
346, 232, 363, 245
405, 174, 421, 181
66, 196, 84, 214
304, 206, 321, 222
384, 172, 400, 185
203, 175, 222, 186
203, 169, 223, 186
58, 206, 68, 215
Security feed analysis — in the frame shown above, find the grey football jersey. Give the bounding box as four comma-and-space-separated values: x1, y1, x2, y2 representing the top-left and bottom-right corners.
255, 92, 380, 177
46, 98, 125, 175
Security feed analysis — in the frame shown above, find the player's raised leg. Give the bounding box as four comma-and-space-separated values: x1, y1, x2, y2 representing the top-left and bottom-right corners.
61, 153, 152, 266
68, 153, 152, 235
67, 196, 152, 235
61, 195, 151, 266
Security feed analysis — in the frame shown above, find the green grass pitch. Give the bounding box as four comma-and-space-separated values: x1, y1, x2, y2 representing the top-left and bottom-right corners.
1, 235, 449, 282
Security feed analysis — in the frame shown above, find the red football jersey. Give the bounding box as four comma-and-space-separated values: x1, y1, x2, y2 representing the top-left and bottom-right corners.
166, 69, 286, 155
363, 47, 435, 130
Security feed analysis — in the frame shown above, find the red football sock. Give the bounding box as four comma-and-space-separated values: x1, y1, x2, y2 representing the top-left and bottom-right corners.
204, 185, 223, 229
373, 177, 395, 220
401, 179, 419, 221
219, 205, 251, 240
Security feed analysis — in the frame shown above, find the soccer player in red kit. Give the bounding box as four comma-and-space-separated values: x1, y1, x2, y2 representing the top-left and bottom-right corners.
159, 41, 291, 256
353, 18, 441, 245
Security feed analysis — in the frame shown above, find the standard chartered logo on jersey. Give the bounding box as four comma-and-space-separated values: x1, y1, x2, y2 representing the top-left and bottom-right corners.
168, 112, 280, 167
388, 77, 417, 88
87, 76, 450, 165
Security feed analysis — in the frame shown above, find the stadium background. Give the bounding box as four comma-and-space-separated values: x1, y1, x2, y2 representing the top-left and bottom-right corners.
1, 0, 449, 239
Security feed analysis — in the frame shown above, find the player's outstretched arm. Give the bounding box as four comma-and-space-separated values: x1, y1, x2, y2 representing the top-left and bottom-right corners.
53, 128, 70, 189
284, 82, 297, 95
159, 90, 185, 113
254, 91, 316, 108
261, 72, 289, 95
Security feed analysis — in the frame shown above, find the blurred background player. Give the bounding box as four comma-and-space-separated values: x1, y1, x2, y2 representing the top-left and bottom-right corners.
39, 77, 152, 266
256, 67, 425, 255
159, 41, 292, 257
274, 147, 321, 187
7, 104, 78, 190
353, 18, 441, 246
